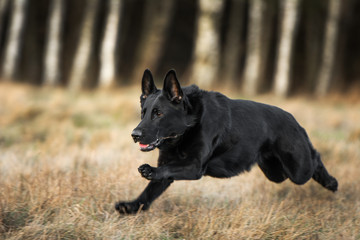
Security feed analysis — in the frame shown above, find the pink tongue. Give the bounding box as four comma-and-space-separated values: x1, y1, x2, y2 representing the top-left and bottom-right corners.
139, 143, 149, 148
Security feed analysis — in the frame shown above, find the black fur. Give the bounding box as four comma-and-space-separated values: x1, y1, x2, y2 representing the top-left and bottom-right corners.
115, 69, 338, 214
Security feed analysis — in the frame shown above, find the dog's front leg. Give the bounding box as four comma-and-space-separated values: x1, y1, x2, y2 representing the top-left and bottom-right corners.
138, 162, 203, 181
115, 179, 173, 214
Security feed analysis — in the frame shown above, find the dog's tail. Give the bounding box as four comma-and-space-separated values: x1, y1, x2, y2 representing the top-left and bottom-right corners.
312, 152, 338, 192
300, 127, 338, 192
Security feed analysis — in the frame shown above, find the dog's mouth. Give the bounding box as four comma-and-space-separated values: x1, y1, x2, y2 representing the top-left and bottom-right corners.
138, 141, 158, 152
138, 134, 181, 152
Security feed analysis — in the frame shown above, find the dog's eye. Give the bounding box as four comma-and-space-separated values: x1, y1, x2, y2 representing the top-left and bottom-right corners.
152, 108, 163, 119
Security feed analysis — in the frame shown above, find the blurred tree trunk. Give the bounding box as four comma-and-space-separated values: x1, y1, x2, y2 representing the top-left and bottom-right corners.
191, 0, 224, 88
98, 0, 122, 88
273, 0, 300, 97
0, 0, 10, 46
0, 0, 8, 20
303, 1, 324, 92
68, 0, 99, 90
221, 0, 245, 88
133, 0, 175, 81
316, 0, 341, 96
1, 0, 27, 80
260, 0, 278, 92
43, 0, 64, 86
243, 0, 264, 95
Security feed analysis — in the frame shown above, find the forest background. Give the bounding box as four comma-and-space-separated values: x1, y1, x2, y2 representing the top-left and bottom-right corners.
0, 0, 359, 95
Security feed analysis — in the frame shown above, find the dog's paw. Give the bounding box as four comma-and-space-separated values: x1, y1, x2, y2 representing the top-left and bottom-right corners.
115, 201, 144, 214
138, 164, 155, 180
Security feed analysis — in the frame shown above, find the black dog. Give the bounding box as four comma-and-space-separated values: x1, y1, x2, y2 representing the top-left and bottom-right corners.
115, 69, 338, 214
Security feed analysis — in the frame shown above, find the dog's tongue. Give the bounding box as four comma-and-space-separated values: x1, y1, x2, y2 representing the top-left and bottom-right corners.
139, 143, 149, 149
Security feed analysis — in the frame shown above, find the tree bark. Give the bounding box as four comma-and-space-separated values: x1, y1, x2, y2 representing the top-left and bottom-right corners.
273, 0, 300, 97
191, 0, 224, 88
260, 0, 278, 92
243, 0, 264, 95
1, 0, 27, 80
0, 0, 10, 50
304, 3, 322, 92
316, 0, 341, 96
98, 0, 123, 88
0, 0, 8, 20
133, 0, 175, 81
43, 0, 64, 86
68, 0, 99, 90
221, 0, 245, 88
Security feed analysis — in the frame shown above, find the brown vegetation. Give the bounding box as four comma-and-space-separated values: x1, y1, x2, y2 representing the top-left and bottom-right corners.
0, 83, 359, 239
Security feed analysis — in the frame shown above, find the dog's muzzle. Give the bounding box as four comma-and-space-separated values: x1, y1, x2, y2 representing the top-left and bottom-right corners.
131, 129, 142, 143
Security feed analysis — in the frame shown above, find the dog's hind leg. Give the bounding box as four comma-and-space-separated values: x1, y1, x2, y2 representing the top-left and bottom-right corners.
257, 141, 288, 183
312, 152, 338, 192
115, 179, 173, 214
258, 153, 288, 183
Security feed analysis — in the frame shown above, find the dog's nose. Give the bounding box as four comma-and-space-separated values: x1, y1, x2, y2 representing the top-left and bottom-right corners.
131, 129, 142, 142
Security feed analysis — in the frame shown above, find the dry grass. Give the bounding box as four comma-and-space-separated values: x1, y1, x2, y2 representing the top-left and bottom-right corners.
0, 82, 359, 239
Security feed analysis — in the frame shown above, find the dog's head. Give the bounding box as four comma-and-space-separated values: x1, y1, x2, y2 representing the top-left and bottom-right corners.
132, 69, 194, 152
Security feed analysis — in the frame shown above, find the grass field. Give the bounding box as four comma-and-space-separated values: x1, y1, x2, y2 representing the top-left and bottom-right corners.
0, 83, 359, 239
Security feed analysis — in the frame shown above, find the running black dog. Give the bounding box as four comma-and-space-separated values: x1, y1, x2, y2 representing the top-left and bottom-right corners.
115, 69, 338, 214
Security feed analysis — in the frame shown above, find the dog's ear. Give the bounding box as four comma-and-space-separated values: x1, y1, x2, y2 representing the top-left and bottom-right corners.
142, 69, 157, 98
163, 70, 183, 103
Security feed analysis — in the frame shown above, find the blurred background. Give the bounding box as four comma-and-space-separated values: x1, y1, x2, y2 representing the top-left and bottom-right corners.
0, 0, 359, 96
